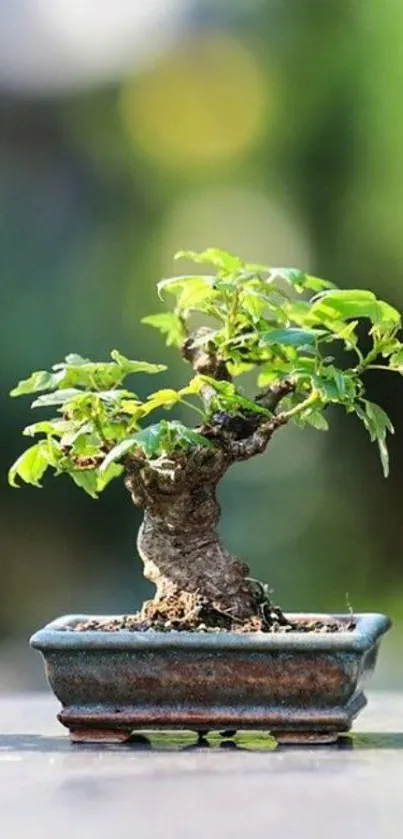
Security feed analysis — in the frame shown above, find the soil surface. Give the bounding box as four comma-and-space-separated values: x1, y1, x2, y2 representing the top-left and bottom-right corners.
70, 592, 356, 634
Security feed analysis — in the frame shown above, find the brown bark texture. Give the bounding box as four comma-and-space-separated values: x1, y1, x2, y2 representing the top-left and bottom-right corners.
125, 449, 258, 619
124, 337, 294, 623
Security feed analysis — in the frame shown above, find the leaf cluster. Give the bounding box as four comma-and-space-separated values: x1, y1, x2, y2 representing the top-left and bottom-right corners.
146, 248, 403, 477
8, 248, 403, 493
8, 350, 220, 495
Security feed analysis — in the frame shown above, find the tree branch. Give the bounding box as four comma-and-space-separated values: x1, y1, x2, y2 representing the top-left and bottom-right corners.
254, 378, 295, 413
181, 333, 231, 382
198, 378, 296, 459
182, 331, 231, 411
222, 415, 288, 462
181, 335, 299, 463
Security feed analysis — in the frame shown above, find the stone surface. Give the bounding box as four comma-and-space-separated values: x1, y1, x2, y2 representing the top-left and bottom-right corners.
0, 692, 402, 839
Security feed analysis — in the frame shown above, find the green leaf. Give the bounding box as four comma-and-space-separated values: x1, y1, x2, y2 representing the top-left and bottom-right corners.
70, 470, 99, 498
102, 420, 215, 466
318, 368, 356, 402
200, 376, 270, 416
175, 248, 243, 273
179, 377, 205, 396
333, 370, 348, 399
333, 320, 359, 346
157, 275, 215, 300
239, 290, 267, 321
129, 425, 167, 457
33, 388, 138, 413
96, 462, 124, 491
96, 389, 138, 403
59, 423, 93, 447
177, 278, 217, 310
313, 376, 340, 402
260, 327, 327, 347
270, 268, 306, 290
390, 347, 403, 370
32, 389, 84, 408
227, 360, 255, 376
8, 442, 55, 487
363, 401, 394, 439
268, 268, 336, 293
141, 312, 186, 347
51, 358, 124, 389
305, 412, 329, 431
63, 354, 91, 365
311, 289, 379, 322
119, 399, 143, 418
168, 421, 215, 449
65, 432, 102, 456
283, 300, 312, 324
375, 300, 401, 327
156, 274, 218, 310
292, 357, 316, 375
143, 388, 181, 414
212, 276, 238, 293
378, 437, 390, 479
199, 377, 234, 396
10, 369, 64, 397
355, 400, 394, 477
101, 420, 132, 443
110, 350, 166, 375
100, 438, 140, 472
234, 394, 271, 416
304, 274, 337, 292
44, 351, 166, 391
257, 368, 283, 388
23, 419, 71, 437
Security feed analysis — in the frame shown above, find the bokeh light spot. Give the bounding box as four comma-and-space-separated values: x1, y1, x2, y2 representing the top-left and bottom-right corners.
120, 34, 269, 168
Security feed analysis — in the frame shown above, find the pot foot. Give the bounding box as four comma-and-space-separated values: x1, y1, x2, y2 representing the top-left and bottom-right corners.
274, 730, 340, 745
69, 727, 133, 744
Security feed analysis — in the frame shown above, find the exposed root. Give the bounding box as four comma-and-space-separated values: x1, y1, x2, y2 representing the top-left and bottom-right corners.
70, 587, 354, 635
135, 586, 297, 633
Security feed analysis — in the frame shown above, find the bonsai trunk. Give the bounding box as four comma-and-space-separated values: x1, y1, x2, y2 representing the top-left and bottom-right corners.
125, 450, 257, 620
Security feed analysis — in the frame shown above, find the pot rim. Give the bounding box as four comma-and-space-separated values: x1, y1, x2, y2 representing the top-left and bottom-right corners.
30, 612, 391, 652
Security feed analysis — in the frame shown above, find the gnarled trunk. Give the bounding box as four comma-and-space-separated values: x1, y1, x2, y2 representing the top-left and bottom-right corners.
125, 449, 257, 620
123, 368, 294, 625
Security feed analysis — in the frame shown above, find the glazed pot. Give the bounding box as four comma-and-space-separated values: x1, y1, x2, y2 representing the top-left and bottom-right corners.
31, 612, 390, 744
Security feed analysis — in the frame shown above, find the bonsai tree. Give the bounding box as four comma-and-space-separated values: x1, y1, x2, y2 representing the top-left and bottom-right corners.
8, 248, 403, 630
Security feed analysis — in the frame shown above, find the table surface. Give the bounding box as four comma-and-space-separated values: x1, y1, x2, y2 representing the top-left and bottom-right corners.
1, 691, 402, 839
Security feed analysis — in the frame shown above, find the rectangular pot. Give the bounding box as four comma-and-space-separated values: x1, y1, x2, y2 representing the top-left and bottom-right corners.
31, 612, 390, 744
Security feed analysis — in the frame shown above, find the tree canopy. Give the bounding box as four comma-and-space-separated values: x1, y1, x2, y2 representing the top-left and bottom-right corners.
9, 248, 403, 495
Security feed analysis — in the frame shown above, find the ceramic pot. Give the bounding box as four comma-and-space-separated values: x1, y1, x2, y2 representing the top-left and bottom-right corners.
31, 612, 390, 744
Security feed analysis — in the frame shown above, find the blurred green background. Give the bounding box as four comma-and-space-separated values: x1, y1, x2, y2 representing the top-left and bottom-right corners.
1, 0, 402, 690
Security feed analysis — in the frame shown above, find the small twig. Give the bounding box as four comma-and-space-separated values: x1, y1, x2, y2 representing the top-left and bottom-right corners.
210, 605, 244, 625
255, 378, 296, 412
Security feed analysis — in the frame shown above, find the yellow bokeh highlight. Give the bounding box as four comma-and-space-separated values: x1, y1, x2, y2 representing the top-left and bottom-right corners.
120, 34, 269, 168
